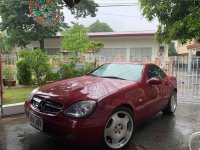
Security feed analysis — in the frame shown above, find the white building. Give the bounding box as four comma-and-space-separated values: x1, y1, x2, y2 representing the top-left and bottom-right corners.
26, 31, 169, 63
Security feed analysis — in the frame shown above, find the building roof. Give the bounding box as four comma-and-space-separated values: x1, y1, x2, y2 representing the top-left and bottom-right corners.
187, 43, 200, 49
56, 31, 156, 38
88, 31, 156, 38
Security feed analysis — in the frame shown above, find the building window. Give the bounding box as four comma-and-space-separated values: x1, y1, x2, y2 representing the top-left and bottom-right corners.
130, 47, 152, 61
98, 48, 126, 62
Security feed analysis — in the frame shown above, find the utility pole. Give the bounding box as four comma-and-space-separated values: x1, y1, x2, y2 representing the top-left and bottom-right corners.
0, 49, 3, 118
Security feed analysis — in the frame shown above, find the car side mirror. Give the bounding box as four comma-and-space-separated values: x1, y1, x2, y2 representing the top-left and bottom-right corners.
147, 77, 162, 85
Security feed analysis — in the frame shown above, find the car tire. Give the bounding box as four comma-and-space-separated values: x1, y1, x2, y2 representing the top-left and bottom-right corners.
101, 107, 135, 150
163, 91, 177, 115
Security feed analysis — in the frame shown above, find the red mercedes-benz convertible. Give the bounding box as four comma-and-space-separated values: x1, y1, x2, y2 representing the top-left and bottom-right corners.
24, 62, 177, 150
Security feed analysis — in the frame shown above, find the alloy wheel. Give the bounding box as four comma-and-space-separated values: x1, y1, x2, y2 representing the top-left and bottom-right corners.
104, 110, 133, 149
170, 92, 177, 113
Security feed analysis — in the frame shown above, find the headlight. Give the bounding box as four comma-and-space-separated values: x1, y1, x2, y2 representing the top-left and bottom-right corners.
64, 100, 96, 118
28, 87, 39, 101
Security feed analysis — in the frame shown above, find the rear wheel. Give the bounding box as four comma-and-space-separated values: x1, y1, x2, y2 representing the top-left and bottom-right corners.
103, 107, 134, 150
163, 91, 177, 115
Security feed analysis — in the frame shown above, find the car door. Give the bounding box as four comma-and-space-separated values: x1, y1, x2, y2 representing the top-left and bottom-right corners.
154, 66, 171, 109
147, 65, 171, 114
142, 65, 160, 116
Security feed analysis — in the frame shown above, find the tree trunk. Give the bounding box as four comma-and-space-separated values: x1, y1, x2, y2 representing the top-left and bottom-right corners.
39, 39, 45, 53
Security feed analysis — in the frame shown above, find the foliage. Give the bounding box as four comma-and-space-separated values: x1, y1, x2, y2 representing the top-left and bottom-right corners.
0, 0, 98, 49
20, 49, 50, 85
58, 62, 95, 79
3, 65, 16, 81
16, 59, 32, 85
62, 24, 90, 54
168, 42, 177, 56
139, 0, 200, 43
62, 23, 104, 62
58, 62, 77, 79
88, 41, 104, 53
0, 33, 14, 54
45, 72, 60, 82
88, 20, 114, 32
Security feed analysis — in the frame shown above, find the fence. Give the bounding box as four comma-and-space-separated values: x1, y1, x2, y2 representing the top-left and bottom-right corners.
67, 55, 200, 103
154, 56, 200, 103
1, 53, 200, 103
170, 56, 200, 103
2, 54, 18, 66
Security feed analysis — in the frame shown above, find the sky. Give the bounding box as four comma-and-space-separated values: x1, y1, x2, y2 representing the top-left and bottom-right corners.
63, 0, 158, 32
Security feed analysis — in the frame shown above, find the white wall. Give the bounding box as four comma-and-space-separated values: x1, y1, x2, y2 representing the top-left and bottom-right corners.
26, 38, 61, 49
91, 36, 168, 62
26, 36, 168, 62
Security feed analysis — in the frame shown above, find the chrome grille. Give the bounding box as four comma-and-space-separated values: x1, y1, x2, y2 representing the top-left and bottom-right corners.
31, 96, 63, 114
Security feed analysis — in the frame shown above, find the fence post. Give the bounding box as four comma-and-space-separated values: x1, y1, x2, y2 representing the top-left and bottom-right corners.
188, 49, 192, 73
174, 56, 177, 77
197, 57, 200, 77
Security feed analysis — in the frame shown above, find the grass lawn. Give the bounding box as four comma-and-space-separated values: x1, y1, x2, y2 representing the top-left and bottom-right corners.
3, 87, 36, 105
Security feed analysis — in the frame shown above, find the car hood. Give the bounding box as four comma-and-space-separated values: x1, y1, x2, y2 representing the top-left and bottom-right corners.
35, 76, 135, 106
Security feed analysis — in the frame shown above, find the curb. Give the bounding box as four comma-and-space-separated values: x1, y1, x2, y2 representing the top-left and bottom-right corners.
2, 102, 24, 116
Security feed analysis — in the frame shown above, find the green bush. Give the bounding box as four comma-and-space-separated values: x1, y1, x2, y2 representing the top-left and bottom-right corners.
58, 62, 96, 80
45, 72, 60, 82
16, 60, 32, 85
20, 49, 51, 85
58, 62, 77, 79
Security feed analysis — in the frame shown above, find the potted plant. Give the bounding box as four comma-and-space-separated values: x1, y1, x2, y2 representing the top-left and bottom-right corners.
3, 65, 16, 87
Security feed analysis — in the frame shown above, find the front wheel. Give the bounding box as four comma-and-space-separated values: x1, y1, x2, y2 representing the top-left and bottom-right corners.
103, 107, 135, 150
163, 91, 177, 115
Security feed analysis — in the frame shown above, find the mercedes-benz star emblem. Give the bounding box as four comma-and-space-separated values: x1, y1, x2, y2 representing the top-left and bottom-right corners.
38, 100, 46, 110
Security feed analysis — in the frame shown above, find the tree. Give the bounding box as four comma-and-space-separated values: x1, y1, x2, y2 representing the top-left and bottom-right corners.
88, 41, 104, 54
0, 0, 98, 51
62, 24, 90, 54
0, 33, 14, 54
168, 42, 177, 56
139, 0, 200, 43
88, 20, 114, 32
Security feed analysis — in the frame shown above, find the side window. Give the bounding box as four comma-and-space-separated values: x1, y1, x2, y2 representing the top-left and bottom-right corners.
147, 65, 166, 79
147, 66, 158, 79
154, 66, 166, 79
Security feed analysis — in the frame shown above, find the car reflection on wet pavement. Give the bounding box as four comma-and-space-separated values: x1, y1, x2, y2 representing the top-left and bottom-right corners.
0, 102, 200, 150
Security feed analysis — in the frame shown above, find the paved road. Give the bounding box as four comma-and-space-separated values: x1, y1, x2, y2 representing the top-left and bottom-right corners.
0, 102, 200, 150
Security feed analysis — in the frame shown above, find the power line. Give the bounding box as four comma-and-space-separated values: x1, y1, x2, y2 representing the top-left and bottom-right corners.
98, 13, 141, 18
97, 4, 139, 7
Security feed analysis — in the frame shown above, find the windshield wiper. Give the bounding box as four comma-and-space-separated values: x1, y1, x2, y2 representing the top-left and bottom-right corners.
101, 76, 126, 80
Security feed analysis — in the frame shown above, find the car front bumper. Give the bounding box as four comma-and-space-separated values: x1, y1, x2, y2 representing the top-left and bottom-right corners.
24, 100, 104, 147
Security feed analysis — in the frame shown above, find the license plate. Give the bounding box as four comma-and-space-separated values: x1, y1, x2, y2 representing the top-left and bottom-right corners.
29, 113, 43, 131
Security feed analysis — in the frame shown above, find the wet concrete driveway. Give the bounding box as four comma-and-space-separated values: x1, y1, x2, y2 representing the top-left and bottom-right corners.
0, 102, 200, 150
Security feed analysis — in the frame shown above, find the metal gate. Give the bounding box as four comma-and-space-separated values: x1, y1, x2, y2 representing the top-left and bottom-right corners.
171, 56, 200, 103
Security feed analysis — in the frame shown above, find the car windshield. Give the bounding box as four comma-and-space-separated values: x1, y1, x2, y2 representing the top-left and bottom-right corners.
89, 63, 144, 81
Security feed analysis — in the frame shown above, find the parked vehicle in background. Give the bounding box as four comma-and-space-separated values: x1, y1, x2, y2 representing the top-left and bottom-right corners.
24, 62, 177, 150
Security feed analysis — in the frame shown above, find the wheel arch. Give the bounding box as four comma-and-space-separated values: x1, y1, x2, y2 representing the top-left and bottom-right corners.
115, 103, 135, 115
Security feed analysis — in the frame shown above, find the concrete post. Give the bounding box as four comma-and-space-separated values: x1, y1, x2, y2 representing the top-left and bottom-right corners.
188, 49, 192, 73
126, 47, 130, 61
